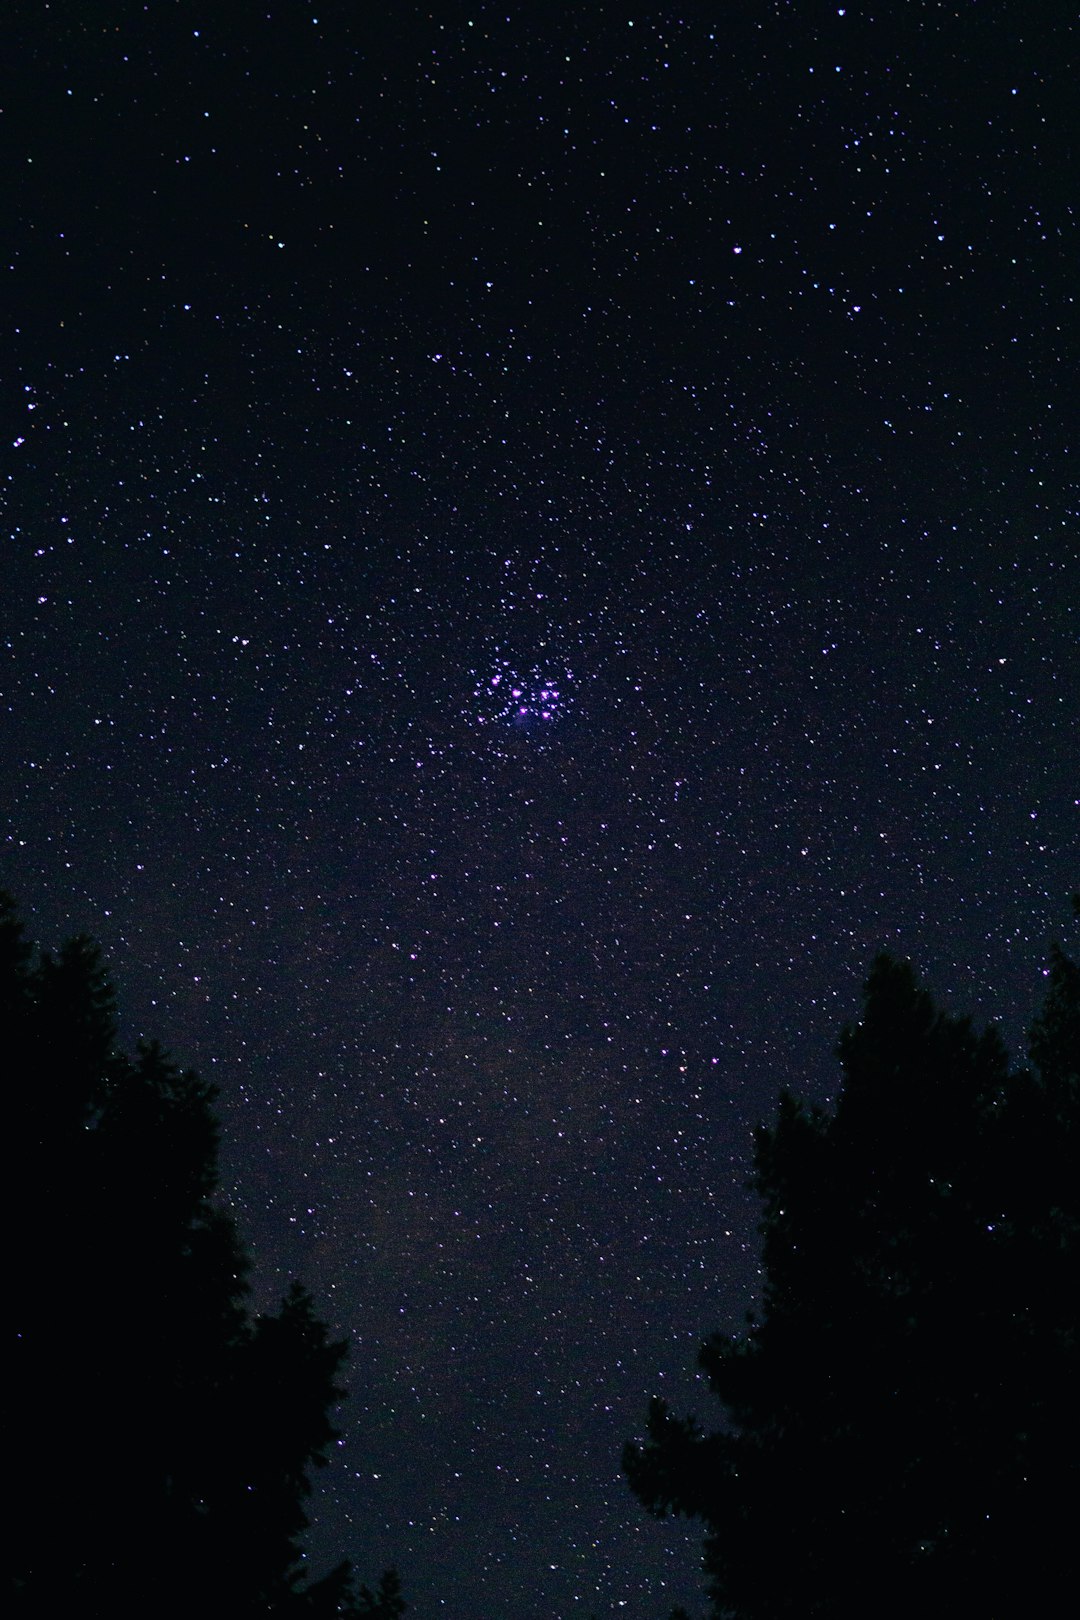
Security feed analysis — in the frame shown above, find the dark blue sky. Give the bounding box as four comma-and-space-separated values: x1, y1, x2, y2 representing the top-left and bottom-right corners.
4, 4, 1076, 1616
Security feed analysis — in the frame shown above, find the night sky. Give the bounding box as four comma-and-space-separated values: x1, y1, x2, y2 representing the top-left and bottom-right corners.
4, 3, 1077, 1617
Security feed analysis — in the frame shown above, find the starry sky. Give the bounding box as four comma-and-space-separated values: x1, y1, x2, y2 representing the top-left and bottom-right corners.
3, 3, 1077, 1616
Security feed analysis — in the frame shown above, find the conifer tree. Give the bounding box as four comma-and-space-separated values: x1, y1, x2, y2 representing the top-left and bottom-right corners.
5, 892, 402, 1619
625, 911, 1079, 1620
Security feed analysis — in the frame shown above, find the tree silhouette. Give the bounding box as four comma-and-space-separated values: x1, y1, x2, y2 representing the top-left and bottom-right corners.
5, 892, 402, 1619
625, 912, 1079, 1620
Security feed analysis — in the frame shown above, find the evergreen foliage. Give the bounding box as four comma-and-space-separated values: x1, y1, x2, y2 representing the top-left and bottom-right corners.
5, 892, 402, 1619
625, 913, 1079, 1620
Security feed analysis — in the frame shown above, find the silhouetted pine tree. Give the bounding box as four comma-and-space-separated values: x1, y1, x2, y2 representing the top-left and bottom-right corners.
5, 891, 402, 1619
625, 908, 1079, 1620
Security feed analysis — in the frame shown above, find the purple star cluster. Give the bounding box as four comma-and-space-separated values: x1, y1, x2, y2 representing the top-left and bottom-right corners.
472, 660, 573, 730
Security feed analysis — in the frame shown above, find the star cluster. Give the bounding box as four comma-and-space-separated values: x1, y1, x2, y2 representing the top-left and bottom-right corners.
470, 658, 573, 730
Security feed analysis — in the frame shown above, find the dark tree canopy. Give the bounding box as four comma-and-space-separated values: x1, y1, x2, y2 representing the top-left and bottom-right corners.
5, 892, 403, 1620
625, 914, 1079, 1620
